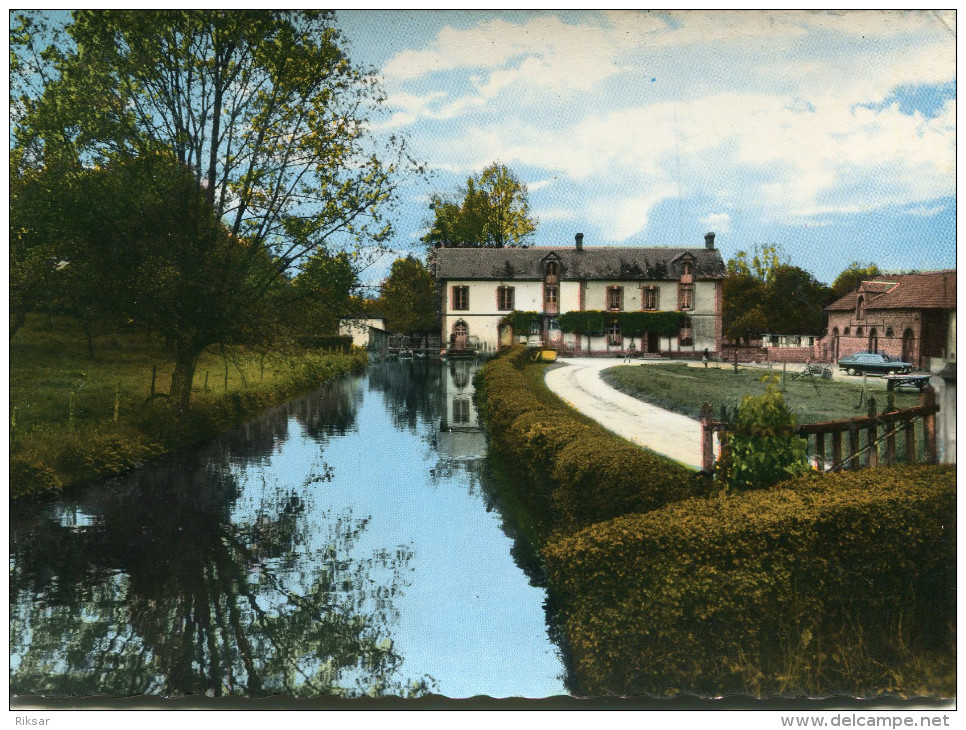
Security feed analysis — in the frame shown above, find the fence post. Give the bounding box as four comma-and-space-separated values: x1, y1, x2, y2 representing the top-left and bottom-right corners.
905, 420, 917, 465
922, 386, 938, 463
866, 396, 878, 468
832, 430, 843, 471
700, 403, 714, 472
814, 431, 825, 472
848, 424, 860, 470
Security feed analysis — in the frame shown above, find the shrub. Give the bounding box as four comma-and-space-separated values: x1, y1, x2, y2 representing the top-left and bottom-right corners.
475, 345, 698, 535
10, 455, 62, 499
715, 375, 810, 491
552, 435, 696, 529
543, 465, 956, 697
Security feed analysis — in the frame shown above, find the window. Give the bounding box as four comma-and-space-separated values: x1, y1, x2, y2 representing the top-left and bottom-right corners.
682, 261, 693, 277
678, 283, 693, 310
642, 286, 658, 311
452, 286, 469, 311
679, 315, 693, 346
885, 327, 894, 338
529, 319, 540, 335
606, 286, 624, 311
545, 261, 559, 278
453, 398, 471, 424
856, 326, 863, 336
856, 295, 864, 320
544, 285, 558, 309
497, 286, 515, 311
844, 326, 851, 335
607, 320, 622, 346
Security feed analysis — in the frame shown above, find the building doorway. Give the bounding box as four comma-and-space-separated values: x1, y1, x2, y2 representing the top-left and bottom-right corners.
646, 331, 660, 354
868, 328, 878, 354
902, 328, 916, 364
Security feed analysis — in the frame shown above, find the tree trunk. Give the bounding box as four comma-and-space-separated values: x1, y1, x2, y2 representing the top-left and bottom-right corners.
170, 341, 202, 413
9, 309, 26, 340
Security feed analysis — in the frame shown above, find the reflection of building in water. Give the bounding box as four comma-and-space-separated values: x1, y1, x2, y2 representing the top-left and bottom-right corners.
438, 359, 487, 460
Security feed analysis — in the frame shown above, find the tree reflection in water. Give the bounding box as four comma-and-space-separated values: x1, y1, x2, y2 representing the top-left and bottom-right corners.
368, 360, 443, 434
10, 392, 434, 698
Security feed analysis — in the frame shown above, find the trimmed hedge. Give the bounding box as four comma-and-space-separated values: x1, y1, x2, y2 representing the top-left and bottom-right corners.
543, 465, 956, 697
475, 346, 698, 531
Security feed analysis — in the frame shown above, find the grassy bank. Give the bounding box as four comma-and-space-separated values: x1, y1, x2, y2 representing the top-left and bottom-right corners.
475, 347, 955, 698
10, 315, 367, 500
603, 363, 921, 422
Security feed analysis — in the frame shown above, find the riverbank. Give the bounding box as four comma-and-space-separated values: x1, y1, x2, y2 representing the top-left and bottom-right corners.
10, 315, 367, 501
475, 346, 955, 698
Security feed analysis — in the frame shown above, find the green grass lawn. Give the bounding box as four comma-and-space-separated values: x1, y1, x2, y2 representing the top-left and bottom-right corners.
10, 314, 365, 498
602, 362, 923, 423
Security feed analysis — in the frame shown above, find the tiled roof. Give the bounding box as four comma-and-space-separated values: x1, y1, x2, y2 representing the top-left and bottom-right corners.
825, 270, 956, 312
433, 245, 727, 281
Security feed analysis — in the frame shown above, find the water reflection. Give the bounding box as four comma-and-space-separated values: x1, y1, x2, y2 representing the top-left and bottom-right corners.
10, 437, 429, 698
10, 361, 568, 699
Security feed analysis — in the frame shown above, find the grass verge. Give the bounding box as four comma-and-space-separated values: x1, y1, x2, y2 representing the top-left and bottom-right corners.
10, 315, 367, 501
602, 363, 922, 422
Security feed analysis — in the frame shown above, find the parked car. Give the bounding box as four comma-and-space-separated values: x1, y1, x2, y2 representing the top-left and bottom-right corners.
837, 352, 913, 376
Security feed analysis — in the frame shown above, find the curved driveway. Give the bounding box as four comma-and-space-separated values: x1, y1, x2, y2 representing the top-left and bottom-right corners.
543, 358, 705, 470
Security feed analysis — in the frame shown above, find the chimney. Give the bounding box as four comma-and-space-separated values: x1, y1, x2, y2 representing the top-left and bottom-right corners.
704, 231, 715, 250
575, 232, 584, 251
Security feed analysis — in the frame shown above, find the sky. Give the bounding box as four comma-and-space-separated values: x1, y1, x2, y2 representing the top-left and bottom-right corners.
333, 9, 956, 288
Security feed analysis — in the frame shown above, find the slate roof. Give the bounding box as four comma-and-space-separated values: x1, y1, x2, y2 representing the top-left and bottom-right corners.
825, 270, 956, 312
433, 246, 727, 281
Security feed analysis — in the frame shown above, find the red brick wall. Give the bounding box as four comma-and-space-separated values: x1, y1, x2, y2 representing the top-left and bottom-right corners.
825, 308, 923, 366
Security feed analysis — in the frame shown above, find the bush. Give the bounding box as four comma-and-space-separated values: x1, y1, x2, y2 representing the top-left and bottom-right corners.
475, 345, 698, 534
543, 465, 956, 697
715, 375, 810, 491
552, 435, 697, 529
10, 455, 62, 499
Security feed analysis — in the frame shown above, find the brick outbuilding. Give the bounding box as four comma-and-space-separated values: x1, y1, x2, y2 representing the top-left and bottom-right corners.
822, 270, 956, 371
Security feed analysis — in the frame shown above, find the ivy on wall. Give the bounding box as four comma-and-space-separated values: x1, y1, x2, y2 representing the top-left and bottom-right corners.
555, 310, 684, 336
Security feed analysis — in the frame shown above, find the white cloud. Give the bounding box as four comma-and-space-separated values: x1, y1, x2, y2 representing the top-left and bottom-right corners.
701, 213, 731, 234
381, 10, 954, 241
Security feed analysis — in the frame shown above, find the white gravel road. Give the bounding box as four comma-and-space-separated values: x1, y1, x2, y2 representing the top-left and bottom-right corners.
543, 357, 706, 470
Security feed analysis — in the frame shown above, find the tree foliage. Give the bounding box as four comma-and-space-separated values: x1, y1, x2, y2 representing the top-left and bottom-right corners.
422, 162, 537, 249
831, 261, 881, 298
726, 243, 789, 283
724, 247, 835, 339
378, 256, 437, 334
291, 250, 359, 337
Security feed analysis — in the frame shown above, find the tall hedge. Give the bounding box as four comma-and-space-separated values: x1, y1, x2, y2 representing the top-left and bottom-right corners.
475, 346, 697, 530
543, 465, 956, 698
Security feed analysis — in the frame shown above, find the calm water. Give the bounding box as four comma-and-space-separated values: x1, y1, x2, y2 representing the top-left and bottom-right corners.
10, 360, 569, 699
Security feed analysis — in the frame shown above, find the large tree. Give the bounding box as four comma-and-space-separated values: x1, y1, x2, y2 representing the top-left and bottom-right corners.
422, 162, 537, 249
378, 257, 437, 334
724, 245, 834, 340
12, 10, 419, 409
831, 261, 881, 298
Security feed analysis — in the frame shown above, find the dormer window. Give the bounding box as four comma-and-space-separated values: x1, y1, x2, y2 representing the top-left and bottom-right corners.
682, 261, 693, 277
545, 261, 559, 277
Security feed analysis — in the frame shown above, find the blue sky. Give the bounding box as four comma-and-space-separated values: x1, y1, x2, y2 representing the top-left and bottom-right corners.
334, 9, 956, 288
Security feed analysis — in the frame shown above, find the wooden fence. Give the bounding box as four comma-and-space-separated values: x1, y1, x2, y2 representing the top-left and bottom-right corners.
700, 386, 939, 473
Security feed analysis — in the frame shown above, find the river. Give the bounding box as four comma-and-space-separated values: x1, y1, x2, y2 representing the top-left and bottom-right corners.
10, 359, 569, 700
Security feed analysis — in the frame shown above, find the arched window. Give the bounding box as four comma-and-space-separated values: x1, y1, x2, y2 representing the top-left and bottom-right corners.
843, 326, 851, 335
856, 295, 864, 320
